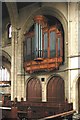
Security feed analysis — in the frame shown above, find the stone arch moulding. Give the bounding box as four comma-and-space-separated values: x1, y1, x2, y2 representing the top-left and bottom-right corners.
2, 50, 11, 62
26, 76, 41, 85
73, 75, 80, 113
21, 5, 67, 42
2, 50, 11, 70
46, 74, 64, 85
1, 50, 11, 79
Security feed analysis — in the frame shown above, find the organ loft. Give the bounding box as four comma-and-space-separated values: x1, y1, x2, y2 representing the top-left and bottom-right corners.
0, 1, 80, 119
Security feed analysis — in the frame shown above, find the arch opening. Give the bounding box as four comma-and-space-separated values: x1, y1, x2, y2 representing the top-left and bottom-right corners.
23, 14, 65, 73
47, 76, 65, 103
26, 77, 42, 102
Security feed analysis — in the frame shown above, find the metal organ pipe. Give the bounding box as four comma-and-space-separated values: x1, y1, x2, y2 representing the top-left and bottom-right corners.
35, 22, 38, 57
40, 25, 42, 57
39, 23, 40, 57
34, 15, 47, 60
35, 22, 42, 58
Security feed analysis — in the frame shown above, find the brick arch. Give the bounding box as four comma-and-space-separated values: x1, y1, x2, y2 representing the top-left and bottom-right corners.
26, 77, 42, 102
47, 76, 65, 103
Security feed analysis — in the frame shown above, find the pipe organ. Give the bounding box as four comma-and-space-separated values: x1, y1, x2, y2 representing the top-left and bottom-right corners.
23, 15, 63, 73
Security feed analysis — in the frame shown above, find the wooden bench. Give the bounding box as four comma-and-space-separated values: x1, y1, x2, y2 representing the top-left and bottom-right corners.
2, 101, 74, 119
38, 110, 76, 120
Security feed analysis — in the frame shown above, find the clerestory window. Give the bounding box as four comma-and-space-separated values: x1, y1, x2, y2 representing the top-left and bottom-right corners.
7, 23, 12, 39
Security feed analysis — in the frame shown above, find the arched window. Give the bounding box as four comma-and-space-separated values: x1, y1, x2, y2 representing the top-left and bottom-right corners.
7, 24, 12, 39
0, 66, 10, 87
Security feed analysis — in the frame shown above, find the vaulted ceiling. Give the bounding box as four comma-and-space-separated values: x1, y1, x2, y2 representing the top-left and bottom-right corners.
2, 2, 35, 19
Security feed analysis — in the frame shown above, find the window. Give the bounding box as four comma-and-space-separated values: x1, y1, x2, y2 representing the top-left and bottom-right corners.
7, 24, 12, 39
0, 66, 10, 81
0, 66, 10, 87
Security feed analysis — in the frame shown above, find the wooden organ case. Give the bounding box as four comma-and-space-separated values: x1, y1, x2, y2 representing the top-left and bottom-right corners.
23, 15, 63, 73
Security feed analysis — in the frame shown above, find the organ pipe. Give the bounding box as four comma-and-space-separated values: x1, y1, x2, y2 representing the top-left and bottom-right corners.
34, 15, 47, 60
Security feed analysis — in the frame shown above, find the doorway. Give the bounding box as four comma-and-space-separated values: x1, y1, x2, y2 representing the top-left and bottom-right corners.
26, 77, 42, 102
47, 76, 65, 103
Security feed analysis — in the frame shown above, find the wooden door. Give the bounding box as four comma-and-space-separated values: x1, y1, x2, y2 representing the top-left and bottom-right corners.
47, 76, 65, 103
26, 78, 42, 102
78, 78, 80, 113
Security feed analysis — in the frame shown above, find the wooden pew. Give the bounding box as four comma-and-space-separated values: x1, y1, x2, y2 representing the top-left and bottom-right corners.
38, 110, 76, 120
0, 106, 18, 119
2, 101, 74, 119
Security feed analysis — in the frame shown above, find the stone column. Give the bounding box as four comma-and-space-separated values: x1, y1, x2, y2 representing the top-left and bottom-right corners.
11, 27, 17, 100
0, 3, 2, 119
42, 81, 46, 102
16, 29, 25, 101
11, 27, 21, 101
78, 3, 80, 54
68, 3, 78, 111
6, 2, 19, 101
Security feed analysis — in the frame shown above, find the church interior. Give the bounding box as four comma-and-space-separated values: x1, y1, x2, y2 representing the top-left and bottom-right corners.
0, 1, 80, 119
